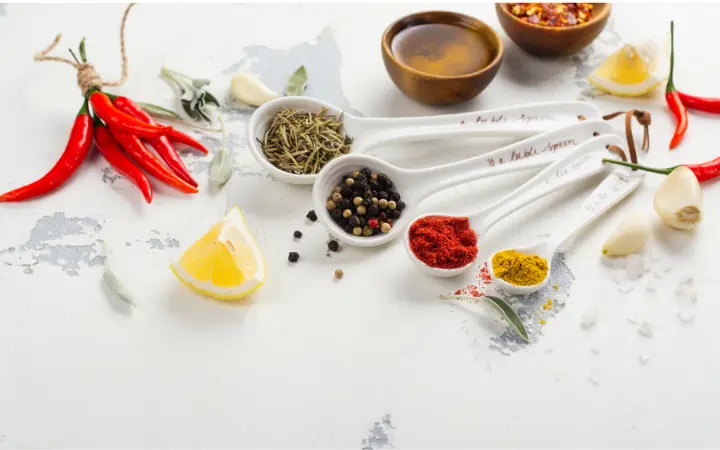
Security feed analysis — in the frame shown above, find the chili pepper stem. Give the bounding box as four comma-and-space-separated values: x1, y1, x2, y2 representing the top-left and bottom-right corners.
667, 21, 676, 93
602, 158, 675, 175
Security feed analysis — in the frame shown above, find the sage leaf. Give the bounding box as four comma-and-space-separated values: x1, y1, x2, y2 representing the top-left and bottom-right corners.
103, 242, 136, 309
285, 65, 308, 96
440, 295, 529, 342
209, 115, 233, 186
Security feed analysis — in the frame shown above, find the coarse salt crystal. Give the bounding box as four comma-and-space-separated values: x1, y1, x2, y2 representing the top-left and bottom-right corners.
590, 346, 601, 355
626, 316, 638, 324
646, 277, 658, 293
626, 254, 646, 281
588, 373, 601, 385
581, 308, 598, 329
638, 321, 653, 338
675, 284, 698, 303
639, 354, 652, 364
678, 308, 695, 324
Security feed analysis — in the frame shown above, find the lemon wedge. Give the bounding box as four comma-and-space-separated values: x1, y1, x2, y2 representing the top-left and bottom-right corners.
586, 42, 666, 97
171, 206, 265, 300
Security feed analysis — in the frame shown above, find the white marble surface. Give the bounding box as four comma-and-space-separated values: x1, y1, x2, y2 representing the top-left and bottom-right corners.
1, 2, 720, 448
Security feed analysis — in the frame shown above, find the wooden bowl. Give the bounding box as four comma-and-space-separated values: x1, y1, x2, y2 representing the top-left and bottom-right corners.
495, 3, 611, 57
381, 11, 503, 106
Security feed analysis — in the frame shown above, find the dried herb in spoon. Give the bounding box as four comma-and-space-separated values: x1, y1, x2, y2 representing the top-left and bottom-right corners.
260, 108, 352, 175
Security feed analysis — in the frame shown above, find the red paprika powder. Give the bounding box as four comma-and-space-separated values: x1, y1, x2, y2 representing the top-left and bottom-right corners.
409, 216, 478, 269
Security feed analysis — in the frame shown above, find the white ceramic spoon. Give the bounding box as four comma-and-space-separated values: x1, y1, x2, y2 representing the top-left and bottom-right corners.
488, 164, 647, 295
404, 134, 625, 277
248, 96, 602, 184
312, 120, 615, 248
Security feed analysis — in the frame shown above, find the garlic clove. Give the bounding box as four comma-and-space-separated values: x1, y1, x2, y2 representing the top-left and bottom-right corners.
654, 166, 703, 230
230, 73, 279, 107
602, 213, 651, 256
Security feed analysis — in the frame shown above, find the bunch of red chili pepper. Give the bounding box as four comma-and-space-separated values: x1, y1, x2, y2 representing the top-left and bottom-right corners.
604, 21, 720, 183
0, 47, 207, 204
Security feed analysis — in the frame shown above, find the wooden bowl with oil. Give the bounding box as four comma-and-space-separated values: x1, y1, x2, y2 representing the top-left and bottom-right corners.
381, 11, 503, 106
495, 3, 611, 57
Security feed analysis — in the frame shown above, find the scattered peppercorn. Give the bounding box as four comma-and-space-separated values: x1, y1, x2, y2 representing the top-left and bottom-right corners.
306, 210, 318, 221
327, 168, 404, 238
288, 252, 300, 263
293, 230, 302, 238
334, 268, 344, 279
328, 240, 340, 252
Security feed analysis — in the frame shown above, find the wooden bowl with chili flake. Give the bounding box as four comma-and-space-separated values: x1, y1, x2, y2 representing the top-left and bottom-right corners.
495, 3, 611, 57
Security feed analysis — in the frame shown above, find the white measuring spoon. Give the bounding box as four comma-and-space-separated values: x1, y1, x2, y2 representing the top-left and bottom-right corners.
248, 96, 602, 184
312, 120, 614, 248
488, 164, 646, 295
405, 134, 625, 277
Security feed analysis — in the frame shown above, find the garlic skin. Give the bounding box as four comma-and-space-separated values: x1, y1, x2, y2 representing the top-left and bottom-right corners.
602, 213, 651, 256
654, 166, 703, 230
230, 73, 279, 107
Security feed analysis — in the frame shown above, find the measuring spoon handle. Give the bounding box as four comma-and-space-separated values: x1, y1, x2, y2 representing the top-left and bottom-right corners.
554, 167, 647, 252
351, 101, 601, 139
405, 120, 613, 202
473, 135, 625, 234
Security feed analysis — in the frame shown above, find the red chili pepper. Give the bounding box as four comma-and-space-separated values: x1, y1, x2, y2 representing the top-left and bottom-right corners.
112, 96, 198, 187
677, 92, 720, 113
603, 157, 720, 183
0, 100, 94, 202
95, 123, 153, 203
109, 128, 198, 194
666, 21, 688, 150
166, 128, 209, 155
90, 92, 172, 139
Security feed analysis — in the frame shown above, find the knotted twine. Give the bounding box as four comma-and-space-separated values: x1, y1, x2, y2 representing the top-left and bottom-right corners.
579, 109, 652, 164
33, 3, 135, 96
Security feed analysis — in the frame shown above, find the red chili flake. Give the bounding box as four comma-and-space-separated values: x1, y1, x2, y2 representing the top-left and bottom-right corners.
508, 3, 594, 28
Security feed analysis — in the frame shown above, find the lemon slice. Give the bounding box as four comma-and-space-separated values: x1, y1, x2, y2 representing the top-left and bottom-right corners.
170, 207, 265, 300
586, 42, 666, 97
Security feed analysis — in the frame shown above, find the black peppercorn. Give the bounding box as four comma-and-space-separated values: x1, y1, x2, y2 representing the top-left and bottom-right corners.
340, 199, 352, 210
331, 208, 343, 220
390, 210, 401, 219
344, 224, 354, 234
336, 217, 348, 227
355, 173, 368, 183
360, 167, 372, 177
391, 192, 401, 202
328, 240, 340, 252
377, 191, 388, 200
306, 210, 318, 221
349, 215, 360, 227
355, 180, 368, 191
293, 230, 302, 238
353, 189, 364, 198
396, 200, 406, 212
358, 217, 366, 227
377, 173, 389, 186
288, 252, 300, 263
341, 186, 353, 198
369, 180, 379, 190
367, 205, 379, 217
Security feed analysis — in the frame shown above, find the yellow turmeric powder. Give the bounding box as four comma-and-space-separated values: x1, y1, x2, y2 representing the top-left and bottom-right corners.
492, 249, 549, 286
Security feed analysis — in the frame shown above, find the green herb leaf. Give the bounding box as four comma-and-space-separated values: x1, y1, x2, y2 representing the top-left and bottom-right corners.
103, 242, 136, 309
440, 295, 529, 342
79, 37, 87, 63
209, 116, 233, 187
161, 66, 218, 123
285, 65, 309, 96
136, 102, 183, 121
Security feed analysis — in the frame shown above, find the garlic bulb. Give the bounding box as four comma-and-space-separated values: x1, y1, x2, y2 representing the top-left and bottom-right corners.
602, 213, 651, 256
654, 166, 703, 230
230, 73, 279, 107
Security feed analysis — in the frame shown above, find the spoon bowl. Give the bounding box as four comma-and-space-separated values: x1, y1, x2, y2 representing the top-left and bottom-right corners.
247, 97, 602, 184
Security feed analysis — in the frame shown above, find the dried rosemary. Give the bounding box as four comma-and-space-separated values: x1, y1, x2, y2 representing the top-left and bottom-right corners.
260, 108, 352, 175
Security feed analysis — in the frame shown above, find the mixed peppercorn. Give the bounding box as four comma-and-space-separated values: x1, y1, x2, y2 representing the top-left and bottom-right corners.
508, 3, 593, 27
326, 168, 405, 237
